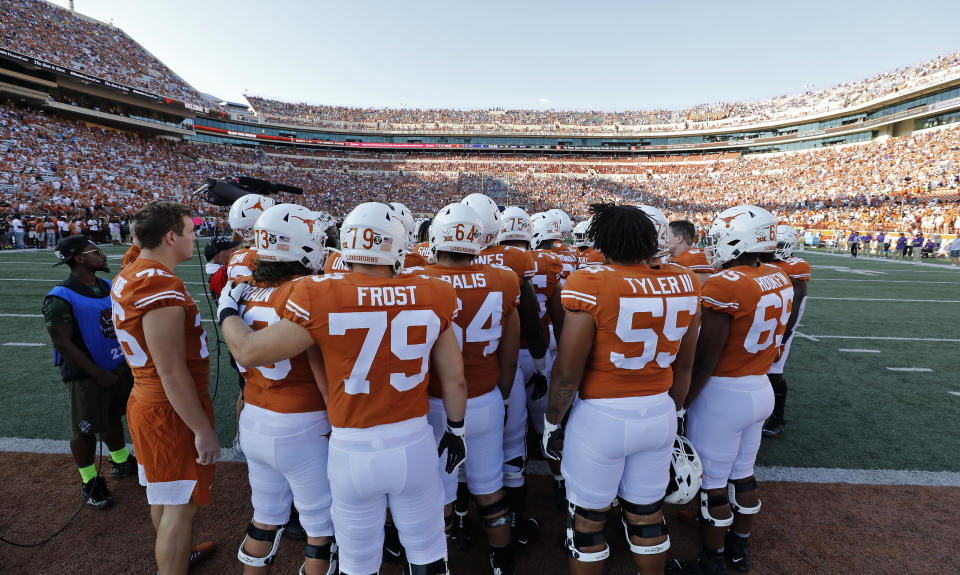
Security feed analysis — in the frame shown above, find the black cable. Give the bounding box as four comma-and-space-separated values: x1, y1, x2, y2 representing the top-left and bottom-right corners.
0, 439, 104, 547
190, 190, 223, 403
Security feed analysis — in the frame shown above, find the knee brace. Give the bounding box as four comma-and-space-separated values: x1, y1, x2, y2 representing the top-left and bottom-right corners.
618, 498, 670, 555
237, 522, 285, 567
300, 539, 338, 575
729, 478, 761, 515
698, 490, 733, 527
404, 556, 449, 574
475, 495, 510, 529
565, 502, 610, 562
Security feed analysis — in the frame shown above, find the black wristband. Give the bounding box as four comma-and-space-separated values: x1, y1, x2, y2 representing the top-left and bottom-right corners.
447, 418, 465, 429
218, 307, 240, 325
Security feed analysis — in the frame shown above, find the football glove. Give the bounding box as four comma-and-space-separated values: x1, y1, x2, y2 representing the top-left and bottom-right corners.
677, 408, 687, 437
438, 419, 466, 474
542, 416, 564, 461
526, 372, 548, 402
217, 280, 246, 324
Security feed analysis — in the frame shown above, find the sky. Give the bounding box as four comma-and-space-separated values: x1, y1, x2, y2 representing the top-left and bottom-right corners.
48, 0, 960, 112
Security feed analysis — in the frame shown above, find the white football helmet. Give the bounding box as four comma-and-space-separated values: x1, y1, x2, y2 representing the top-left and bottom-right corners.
229, 194, 276, 241
775, 224, 798, 259
430, 203, 484, 258
638, 205, 670, 257
705, 205, 777, 267
498, 206, 532, 246
530, 211, 563, 248
389, 202, 416, 247
339, 202, 408, 274
664, 435, 703, 505
252, 204, 328, 272
548, 208, 573, 238
571, 219, 592, 248
461, 193, 501, 248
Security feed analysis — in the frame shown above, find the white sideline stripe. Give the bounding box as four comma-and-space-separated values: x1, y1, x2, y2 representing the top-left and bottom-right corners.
3, 342, 44, 347
792, 332, 820, 342
0, 278, 206, 286
805, 251, 960, 270
949, 392, 960, 397
805, 335, 960, 342
0, 439, 956, 485
526, 460, 960, 486
813, 279, 957, 284
838, 348, 881, 353
0, 312, 215, 324
886, 367, 934, 372
808, 297, 960, 303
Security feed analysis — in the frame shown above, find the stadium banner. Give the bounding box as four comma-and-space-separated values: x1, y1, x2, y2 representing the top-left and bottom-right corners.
0, 46, 173, 105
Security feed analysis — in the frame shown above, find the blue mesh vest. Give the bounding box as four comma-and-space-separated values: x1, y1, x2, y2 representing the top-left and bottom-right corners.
47, 276, 124, 380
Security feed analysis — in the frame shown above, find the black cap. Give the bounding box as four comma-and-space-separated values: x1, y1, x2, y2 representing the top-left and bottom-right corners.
52, 235, 95, 267
204, 236, 241, 262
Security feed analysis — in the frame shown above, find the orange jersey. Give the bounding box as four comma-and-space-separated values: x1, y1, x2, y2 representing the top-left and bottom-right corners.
671, 248, 714, 274
283, 272, 458, 429
323, 249, 351, 274
110, 258, 210, 404
238, 278, 325, 414
120, 244, 140, 268
477, 245, 536, 284
561, 264, 699, 399
528, 250, 565, 348
701, 264, 794, 377
413, 264, 520, 398
549, 242, 577, 278
404, 250, 428, 269
413, 241, 432, 262
771, 257, 811, 281
575, 247, 604, 269
227, 247, 258, 280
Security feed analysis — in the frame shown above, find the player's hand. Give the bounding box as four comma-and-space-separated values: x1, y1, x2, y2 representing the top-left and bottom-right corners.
94, 368, 119, 389
526, 371, 548, 402
438, 419, 466, 474
217, 280, 246, 323
195, 428, 220, 466
542, 416, 564, 461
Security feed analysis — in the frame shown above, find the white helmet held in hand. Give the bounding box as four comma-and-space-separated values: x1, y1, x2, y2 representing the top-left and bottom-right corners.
775, 224, 798, 259
571, 219, 592, 248
461, 193, 501, 248
638, 204, 670, 258
252, 204, 328, 272
389, 202, 416, 247
430, 203, 484, 258
339, 202, 408, 274
705, 205, 777, 267
548, 208, 573, 238
664, 435, 703, 505
498, 206, 532, 246
530, 211, 563, 248
229, 194, 276, 241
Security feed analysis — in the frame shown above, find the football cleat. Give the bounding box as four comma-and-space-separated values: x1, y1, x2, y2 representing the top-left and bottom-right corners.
448, 510, 474, 552
725, 532, 751, 572
383, 522, 403, 560
762, 416, 787, 438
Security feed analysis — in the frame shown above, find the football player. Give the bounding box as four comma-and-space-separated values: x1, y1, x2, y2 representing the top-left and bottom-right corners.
412, 202, 522, 574
230, 204, 338, 575
761, 225, 811, 438
679, 206, 794, 575
227, 194, 276, 280
543, 204, 700, 575
390, 202, 428, 269
110, 201, 217, 575
545, 208, 577, 279
219, 202, 468, 575
571, 219, 604, 270
638, 205, 671, 264
667, 220, 714, 286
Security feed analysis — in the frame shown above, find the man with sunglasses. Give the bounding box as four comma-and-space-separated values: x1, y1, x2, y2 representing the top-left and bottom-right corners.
44, 235, 136, 509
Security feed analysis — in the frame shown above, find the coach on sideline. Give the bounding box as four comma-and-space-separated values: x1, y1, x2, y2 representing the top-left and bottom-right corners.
110, 202, 217, 574
44, 235, 137, 510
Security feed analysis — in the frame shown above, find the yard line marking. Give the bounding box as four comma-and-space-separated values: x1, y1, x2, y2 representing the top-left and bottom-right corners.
886, 367, 934, 372
0, 278, 206, 286
838, 348, 881, 353
812, 279, 957, 284
808, 297, 960, 303
792, 332, 820, 342
0, 313, 42, 318
949, 392, 960, 397
809, 335, 960, 342
3, 342, 45, 347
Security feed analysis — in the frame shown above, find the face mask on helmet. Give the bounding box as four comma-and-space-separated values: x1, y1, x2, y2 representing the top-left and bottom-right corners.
430, 203, 484, 259
664, 435, 703, 505
229, 194, 276, 241
339, 202, 408, 275
571, 219, 592, 248
389, 202, 416, 247
461, 193, 501, 248
252, 204, 328, 273
775, 224, 798, 259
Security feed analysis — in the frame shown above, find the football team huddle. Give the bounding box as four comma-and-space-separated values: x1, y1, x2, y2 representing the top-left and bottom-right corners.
111, 192, 810, 575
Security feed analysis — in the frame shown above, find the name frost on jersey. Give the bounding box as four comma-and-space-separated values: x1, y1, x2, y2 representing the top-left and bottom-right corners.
624, 274, 696, 296
357, 285, 418, 306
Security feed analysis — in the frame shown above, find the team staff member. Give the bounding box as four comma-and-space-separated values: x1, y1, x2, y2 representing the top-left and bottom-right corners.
219, 202, 468, 575
45, 235, 137, 509
544, 204, 700, 575
227, 194, 276, 280
680, 206, 794, 575
111, 201, 217, 575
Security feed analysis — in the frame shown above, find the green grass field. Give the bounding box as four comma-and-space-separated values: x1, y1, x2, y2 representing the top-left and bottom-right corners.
1, 245, 958, 474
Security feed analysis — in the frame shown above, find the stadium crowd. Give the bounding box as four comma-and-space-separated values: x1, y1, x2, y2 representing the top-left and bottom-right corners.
244, 51, 960, 134
2, 100, 959, 251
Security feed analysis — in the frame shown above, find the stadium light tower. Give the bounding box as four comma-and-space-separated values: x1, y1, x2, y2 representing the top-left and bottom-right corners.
68, 0, 75, 10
